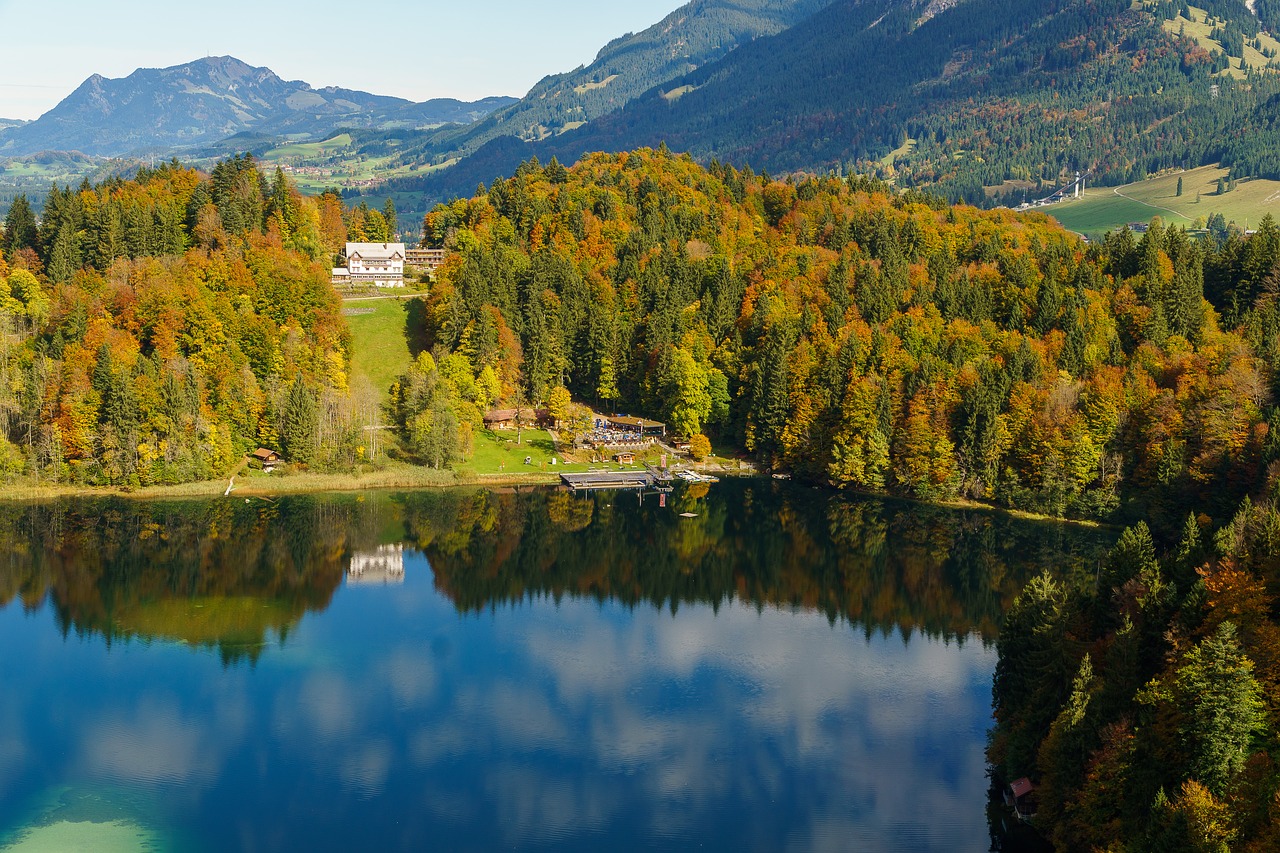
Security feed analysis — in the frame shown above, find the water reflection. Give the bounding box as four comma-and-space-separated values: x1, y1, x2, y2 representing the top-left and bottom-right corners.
0, 483, 1112, 851
404, 483, 1105, 641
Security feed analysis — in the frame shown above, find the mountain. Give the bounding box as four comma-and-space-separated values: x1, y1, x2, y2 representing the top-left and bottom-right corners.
400, 0, 835, 166
0, 56, 516, 157
403, 0, 1280, 205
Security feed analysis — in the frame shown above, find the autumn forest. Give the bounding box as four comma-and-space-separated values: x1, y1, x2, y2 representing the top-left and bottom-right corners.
4, 147, 1280, 847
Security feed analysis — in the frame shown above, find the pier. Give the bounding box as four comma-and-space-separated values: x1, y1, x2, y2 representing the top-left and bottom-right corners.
560, 466, 675, 491
561, 470, 655, 490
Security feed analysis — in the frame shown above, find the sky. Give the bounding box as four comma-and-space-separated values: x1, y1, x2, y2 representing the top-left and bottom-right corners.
0, 0, 687, 120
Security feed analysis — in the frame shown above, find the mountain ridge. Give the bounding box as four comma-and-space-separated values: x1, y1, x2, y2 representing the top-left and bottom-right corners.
396, 0, 836, 168
396, 0, 1280, 205
0, 56, 516, 158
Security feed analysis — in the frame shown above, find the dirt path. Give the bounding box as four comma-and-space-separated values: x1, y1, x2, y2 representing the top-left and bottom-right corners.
1111, 184, 1190, 223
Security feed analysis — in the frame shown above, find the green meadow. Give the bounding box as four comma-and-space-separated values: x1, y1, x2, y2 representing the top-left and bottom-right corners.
343, 298, 416, 400
1049, 165, 1280, 238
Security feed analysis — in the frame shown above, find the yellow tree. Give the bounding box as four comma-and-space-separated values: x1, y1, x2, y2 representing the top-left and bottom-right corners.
547, 385, 572, 426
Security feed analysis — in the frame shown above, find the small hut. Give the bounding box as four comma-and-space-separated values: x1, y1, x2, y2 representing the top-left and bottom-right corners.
250, 448, 281, 471
614, 451, 636, 465
483, 409, 519, 430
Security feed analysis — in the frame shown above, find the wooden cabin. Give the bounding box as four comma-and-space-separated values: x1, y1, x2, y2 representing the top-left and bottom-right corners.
614, 451, 636, 465
483, 408, 553, 430
250, 448, 281, 471
483, 408, 520, 430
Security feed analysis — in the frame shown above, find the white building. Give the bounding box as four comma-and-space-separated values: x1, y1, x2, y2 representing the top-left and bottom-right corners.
333, 242, 405, 287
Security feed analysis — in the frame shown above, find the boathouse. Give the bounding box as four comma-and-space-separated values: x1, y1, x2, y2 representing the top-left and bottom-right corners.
1007, 777, 1037, 821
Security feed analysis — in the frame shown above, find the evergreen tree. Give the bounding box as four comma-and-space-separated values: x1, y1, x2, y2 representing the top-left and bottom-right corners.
280, 375, 319, 464
1173, 622, 1266, 796
381, 198, 398, 238
2, 195, 39, 257
46, 224, 80, 284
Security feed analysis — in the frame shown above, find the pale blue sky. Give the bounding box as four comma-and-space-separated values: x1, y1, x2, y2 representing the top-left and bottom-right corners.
0, 0, 686, 119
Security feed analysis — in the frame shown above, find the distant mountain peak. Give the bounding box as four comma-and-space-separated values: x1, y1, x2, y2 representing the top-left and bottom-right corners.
0, 57, 515, 157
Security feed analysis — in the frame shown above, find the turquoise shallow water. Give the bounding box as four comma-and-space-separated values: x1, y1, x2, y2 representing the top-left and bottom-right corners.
0, 483, 1110, 851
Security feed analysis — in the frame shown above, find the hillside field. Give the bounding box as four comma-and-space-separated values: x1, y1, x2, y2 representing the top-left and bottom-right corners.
1159, 3, 1280, 80
1049, 164, 1280, 237
343, 298, 416, 400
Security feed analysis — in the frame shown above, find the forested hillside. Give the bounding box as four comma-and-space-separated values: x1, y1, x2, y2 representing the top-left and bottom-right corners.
0, 157, 365, 486
404, 0, 1280, 206
413, 148, 1280, 528
991, 507, 1280, 850
9, 146, 1280, 531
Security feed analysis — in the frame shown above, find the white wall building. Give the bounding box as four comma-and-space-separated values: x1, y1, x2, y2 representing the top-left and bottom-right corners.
333, 242, 406, 287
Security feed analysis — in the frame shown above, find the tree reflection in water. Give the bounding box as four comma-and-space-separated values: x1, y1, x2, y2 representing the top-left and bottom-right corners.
403, 482, 1112, 642
0, 480, 1113, 662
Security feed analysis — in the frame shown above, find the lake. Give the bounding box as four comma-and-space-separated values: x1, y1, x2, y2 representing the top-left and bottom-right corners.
0, 482, 1112, 851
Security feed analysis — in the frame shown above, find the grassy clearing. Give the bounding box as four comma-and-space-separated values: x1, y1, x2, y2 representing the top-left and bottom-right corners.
1051, 187, 1194, 235
984, 179, 1039, 200
880, 138, 917, 168
265, 133, 354, 159
662, 85, 698, 102
1049, 165, 1280, 237
1158, 4, 1280, 79
344, 298, 417, 401
458, 429, 589, 476
574, 75, 619, 94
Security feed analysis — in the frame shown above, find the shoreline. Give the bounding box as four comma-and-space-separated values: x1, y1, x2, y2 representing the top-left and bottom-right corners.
0, 468, 565, 503
1, 465, 1112, 529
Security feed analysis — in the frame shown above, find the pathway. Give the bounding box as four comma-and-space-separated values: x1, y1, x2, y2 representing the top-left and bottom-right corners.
1111, 184, 1191, 223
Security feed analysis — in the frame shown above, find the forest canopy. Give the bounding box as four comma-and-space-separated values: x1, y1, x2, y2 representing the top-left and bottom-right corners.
0, 157, 362, 486
418, 148, 1280, 528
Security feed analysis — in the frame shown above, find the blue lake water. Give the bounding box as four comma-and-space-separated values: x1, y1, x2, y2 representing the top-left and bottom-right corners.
0, 484, 1110, 851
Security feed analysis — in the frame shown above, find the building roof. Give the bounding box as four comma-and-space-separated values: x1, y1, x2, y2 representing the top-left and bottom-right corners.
484, 408, 538, 422
346, 242, 405, 260
607, 416, 665, 430
251, 448, 279, 461
1010, 778, 1035, 799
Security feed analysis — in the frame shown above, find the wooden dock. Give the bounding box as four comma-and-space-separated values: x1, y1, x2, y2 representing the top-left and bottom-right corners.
561, 470, 655, 490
